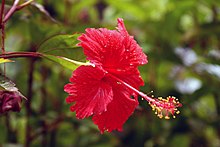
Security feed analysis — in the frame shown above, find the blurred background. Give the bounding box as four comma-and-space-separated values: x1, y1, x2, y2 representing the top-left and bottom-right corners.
1, 0, 220, 146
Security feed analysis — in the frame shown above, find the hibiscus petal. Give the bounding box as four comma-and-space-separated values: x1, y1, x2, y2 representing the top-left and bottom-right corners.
116, 18, 128, 36
117, 18, 148, 66
78, 28, 124, 66
78, 18, 147, 72
106, 68, 144, 88
92, 87, 138, 133
103, 68, 144, 103
64, 83, 76, 94
64, 66, 113, 119
90, 68, 144, 133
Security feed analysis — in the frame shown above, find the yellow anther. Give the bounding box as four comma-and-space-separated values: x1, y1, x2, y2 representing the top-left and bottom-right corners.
165, 116, 170, 119
176, 111, 180, 114
158, 114, 163, 118
147, 95, 181, 119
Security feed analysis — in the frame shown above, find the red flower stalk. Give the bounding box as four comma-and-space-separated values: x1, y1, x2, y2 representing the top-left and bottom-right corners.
64, 18, 182, 133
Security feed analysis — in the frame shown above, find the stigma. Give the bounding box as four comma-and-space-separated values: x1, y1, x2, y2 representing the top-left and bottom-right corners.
148, 96, 182, 119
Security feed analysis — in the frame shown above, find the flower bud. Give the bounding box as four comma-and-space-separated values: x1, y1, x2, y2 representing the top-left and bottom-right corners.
0, 90, 22, 114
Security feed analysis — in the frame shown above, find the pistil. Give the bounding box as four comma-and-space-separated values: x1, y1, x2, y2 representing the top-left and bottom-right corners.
108, 73, 182, 119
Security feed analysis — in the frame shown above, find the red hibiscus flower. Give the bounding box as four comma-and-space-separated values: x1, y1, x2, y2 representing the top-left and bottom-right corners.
64, 18, 182, 133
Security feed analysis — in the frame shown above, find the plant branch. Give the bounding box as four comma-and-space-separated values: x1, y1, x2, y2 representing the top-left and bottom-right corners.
17, 0, 34, 10
0, 0, 5, 52
0, 0, 5, 25
25, 46, 37, 147
0, 0, 6, 75
0, 51, 42, 59
39, 65, 49, 146
3, 0, 34, 23
3, 0, 20, 23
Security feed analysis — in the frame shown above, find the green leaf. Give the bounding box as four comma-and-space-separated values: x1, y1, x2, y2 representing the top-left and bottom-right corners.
38, 34, 86, 61
0, 58, 14, 64
0, 75, 26, 99
106, 0, 146, 20
42, 54, 92, 71
0, 75, 17, 91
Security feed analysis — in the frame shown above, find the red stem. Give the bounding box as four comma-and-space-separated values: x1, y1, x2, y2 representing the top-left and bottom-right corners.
0, 0, 5, 53
0, 0, 5, 25
3, 0, 20, 23
0, 0, 6, 75
1, 0, 34, 24
0, 52, 42, 59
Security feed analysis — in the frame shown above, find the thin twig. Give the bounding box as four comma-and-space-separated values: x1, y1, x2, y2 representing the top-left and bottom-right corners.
39, 65, 48, 146
3, 0, 34, 23
0, 51, 42, 59
0, 0, 5, 52
25, 46, 37, 147
3, 0, 20, 23
17, 0, 34, 10
1, 24, 5, 53
0, 0, 6, 75
0, 0, 5, 25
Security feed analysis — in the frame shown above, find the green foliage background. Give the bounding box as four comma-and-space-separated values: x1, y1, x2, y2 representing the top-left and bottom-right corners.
1, 0, 220, 146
